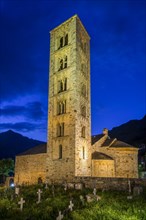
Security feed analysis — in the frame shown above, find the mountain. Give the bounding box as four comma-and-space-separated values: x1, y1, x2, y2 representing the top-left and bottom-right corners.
0, 130, 45, 159
109, 115, 146, 147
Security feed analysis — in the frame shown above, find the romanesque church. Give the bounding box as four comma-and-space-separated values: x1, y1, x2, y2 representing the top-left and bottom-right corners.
15, 15, 138, 185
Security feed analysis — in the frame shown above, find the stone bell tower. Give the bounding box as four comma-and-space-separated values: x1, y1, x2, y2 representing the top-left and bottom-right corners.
46, 15, 91, 183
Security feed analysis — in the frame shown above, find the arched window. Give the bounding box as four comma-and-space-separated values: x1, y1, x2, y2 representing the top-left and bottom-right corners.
83, 146, 85, 159
60, 37, 63, 49
64, 34, 68, 46
59, 145, 62, 159
81, 106, 86, 117
81, 84, 86, 97
57, 123, 64, 136
64, 56, 67, 69
81, 126, 86, 138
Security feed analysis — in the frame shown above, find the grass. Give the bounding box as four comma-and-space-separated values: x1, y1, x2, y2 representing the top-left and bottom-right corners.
0, 184, 146, 219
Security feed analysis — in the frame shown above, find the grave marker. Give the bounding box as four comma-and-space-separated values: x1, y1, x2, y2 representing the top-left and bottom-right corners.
18, 197, 25, 211
56, 211, 64, 220
37, 189, 42, 204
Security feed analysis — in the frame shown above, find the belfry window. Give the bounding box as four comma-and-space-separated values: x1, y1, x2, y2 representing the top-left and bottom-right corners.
64, 34, 68, 46
58, 34, 68, 50
58, 78, 67, 93
57, 123, 64, 137
81, 126, 86, 138
58, 56, 68, 71
81, 106, 86, 117
57, 101, 66, 115
81, 84, 86, 97
64, 56, 67, 69
59, 145, 62, 159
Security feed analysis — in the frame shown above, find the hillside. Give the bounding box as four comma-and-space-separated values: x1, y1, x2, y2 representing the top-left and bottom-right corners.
109, 115, 146, 146
0, 130, 45, 159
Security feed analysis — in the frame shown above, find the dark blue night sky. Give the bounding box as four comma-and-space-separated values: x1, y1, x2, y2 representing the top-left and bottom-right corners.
0, 0, 145, 141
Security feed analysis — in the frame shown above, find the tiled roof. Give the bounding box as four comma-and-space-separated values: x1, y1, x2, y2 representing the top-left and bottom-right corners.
110, 140, 133, 148
91, 134, 104, 145
17, 143, 47, 156
92, 152, 113, 160
102, 138, 116, 147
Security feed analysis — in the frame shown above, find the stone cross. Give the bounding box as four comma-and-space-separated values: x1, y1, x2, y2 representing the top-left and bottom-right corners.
56, 211, 64, 220
93, 188, 96, 196
37, 189, 42, 203
15, 186, 20, 195
80, 195, 85, 205
68, 200, 74, 211
18, 197, 25, 211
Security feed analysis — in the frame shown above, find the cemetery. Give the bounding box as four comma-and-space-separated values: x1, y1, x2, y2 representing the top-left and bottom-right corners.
0, 183, 146, 220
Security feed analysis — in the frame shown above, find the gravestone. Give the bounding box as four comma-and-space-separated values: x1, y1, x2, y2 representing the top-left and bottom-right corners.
68, 200, 74, 211
36, 189, 42, 204
75, 183, 83, 190
64, 182, 67, 192
133, 186, 143, 196
80, 195, 85, 205
67, 183, 74, 189
128, 180, 132, 194
15, 186, 20, 196
18, 197, 25, 211
45, 181, 48, 189
56, 211, 64, 220
93, 188, 96, 196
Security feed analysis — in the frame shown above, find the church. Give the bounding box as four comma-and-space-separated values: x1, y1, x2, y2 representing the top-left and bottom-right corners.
15, 15, 138, 185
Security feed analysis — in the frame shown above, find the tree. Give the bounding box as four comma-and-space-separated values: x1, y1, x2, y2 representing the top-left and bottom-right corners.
0, 159, 14, 183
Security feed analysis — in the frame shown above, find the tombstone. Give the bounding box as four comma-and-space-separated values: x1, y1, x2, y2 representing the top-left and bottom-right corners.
75, 183, 83, 190
68, 200, 74, 211
36, 189, 42, 204
56, 211, 64, 220
86, 194, 101, 203
133, 186, 143, 196
127, 195, 133, 200
93, 188, 97, 196
15, 186, 20, 196
86, 194, 94, 203
80, 195, 85, 205
18, 197, 25, 211
67, 183, 74, 189
45, 181, 48, 189
64, 182, 67, 192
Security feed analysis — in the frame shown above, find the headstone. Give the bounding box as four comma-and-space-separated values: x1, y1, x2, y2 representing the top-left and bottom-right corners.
93, 188, 96, 196
127, 195, 133, 200
86, 194, 101, 203
18, 197, 25, 211
133, 186, 143, 196
15, 186, 20, 196
68, 200, 74, 211
67, 183, 74, 189
45, 181, 48, 189
80, 195, 85, 205
36, 189, 42, 204
56, 211, 64, 220
75, 183, 83, 190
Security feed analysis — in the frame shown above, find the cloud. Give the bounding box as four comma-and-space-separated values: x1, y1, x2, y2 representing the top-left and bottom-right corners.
0, 122, 40, 132
0, 101, 45, 120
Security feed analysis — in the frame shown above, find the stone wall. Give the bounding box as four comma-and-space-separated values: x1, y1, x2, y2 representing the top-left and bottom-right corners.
15, 154, 47, 185
92, 159, 115, 177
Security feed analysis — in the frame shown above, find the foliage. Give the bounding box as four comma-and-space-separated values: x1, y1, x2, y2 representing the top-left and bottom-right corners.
0, 159, 14, 177
0, 185, 146, 219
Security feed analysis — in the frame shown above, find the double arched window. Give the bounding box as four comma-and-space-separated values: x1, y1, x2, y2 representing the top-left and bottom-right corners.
58, 56, 68, 71
58, 34, 68, 50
